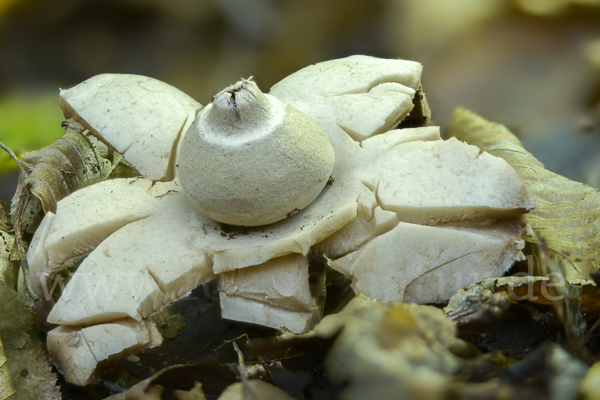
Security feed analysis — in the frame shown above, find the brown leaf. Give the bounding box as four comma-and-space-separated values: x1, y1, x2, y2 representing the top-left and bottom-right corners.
449, 107, 600, 280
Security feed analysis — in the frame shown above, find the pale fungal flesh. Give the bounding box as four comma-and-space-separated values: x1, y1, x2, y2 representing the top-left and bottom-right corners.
27, 55, 535, 385
266, 55, 532, 303
333, 219, 527, 304
178, 79, 335, 226
219, 253, 325, 333
47, 318, 162, 386
270, 55, 429, 142
27, 177, 161, 302
59, 74, 202, 181
359, 136, 534, 223
42, 176, 348, 326
44, 179, 213, 326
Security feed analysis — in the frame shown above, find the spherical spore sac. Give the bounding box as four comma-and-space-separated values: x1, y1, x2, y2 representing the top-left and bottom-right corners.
178, 79, 335, 226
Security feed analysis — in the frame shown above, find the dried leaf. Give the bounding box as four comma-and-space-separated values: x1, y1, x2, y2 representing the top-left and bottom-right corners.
535, 244, 592, 361
445, 245, 595, 362
1, 119, 140, 301
108, 361, 236, 400
446, 275, 600, 318
449, 108, 600, 280
0, 282, 61, 399
0, 203, 10, 234
6, 119, 140, 242
0, 337, 15, 400
445, 276, 550, 317
278, 296, 463, 400
448, 344, 588, 400
0, 203, 18, 290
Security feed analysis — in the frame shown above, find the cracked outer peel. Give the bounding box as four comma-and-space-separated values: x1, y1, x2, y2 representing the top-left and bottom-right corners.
44, 177, 351, 325
43, 117, 532, 329
333, 219, 526, 303
220, 295, 318, 334
47, 183, 212, 325
59, 74, 202, 180
47, 318, 161, 386
270, 55, 423, 141
26, 178, 161, 300
220, 254, 312, 312
33, 56, 536, 386
44, 178, 157, 269
212, 122, 533, 313
315, 126, 532, 259
219, 253, 324, 333
26, 211, 55, 298
358, 136, 535, 224
314, 127, 440, 257
207, 176, 359, 273
313, 183, 399, 258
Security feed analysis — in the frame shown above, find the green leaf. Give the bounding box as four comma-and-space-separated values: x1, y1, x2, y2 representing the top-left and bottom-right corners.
0, 94, 64, 173
151, 305, 186, 340
449, 107, 600, 280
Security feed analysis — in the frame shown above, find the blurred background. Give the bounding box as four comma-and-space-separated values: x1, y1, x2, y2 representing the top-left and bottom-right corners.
1, 0, 600, 204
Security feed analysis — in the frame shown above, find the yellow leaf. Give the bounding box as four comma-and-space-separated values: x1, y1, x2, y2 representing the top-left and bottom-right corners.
0, 0, 22, 21
580, 361, 600, 400
449, 107, 600, 280
0, 336, 15, 400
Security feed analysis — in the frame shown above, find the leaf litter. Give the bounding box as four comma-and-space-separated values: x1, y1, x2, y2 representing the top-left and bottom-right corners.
449, 107, 600, 281
0, 118, 139, 302
6, 109, 600, 399
0, 213, 61, 400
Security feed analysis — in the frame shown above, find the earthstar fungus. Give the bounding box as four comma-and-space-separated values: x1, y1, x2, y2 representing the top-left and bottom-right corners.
21, 55, 533, 386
